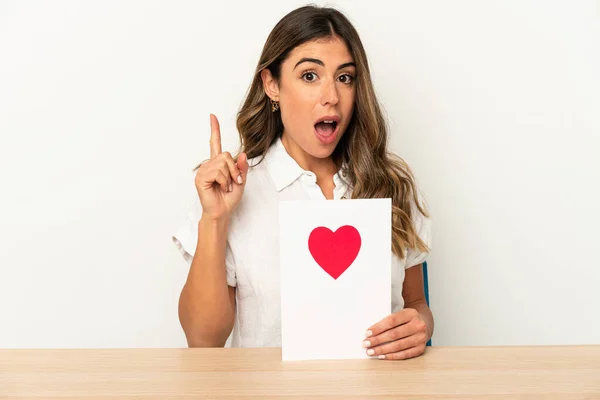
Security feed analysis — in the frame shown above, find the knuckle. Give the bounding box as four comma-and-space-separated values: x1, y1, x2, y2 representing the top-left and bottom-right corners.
410, 335, 422, 348
395, 337, 407, 350
391, 340, 404, 353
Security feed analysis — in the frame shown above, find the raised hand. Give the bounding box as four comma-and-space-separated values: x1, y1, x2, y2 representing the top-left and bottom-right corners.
194, 114, 249, 221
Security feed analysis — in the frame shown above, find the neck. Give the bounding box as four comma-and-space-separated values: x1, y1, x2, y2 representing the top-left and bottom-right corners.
280, 134, 337, 180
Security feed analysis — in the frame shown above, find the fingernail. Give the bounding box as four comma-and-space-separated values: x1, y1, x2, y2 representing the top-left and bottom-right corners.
237, 175, 243, 184
365, 330, 373, 337
362, 340, 371, 348
378, 355, 386, 360
367, 349, 375, 356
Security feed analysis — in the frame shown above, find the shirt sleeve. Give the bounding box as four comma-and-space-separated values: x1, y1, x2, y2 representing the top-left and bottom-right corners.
172, 192, 237, 287
404, 188, 433, 269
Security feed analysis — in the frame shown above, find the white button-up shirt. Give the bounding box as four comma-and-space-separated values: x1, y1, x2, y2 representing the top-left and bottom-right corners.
173, 137, 431, 348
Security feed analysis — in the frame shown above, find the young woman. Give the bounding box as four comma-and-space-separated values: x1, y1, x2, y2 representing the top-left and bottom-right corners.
173, 5, 433, 360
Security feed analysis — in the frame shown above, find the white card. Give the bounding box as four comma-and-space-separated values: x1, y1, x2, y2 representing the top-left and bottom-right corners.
279, 198, 392, 361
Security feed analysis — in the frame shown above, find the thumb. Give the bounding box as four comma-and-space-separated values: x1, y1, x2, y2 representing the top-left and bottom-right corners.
236, 152, 249, 183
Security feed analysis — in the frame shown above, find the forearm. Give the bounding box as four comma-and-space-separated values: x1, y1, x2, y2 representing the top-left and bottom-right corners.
178, 216, 235, 347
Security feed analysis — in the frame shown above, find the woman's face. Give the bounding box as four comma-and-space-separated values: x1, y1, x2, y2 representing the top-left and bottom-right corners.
265, 36, 356, 161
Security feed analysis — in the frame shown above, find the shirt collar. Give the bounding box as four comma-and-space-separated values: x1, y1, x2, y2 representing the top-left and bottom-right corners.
264, 137, 350, 193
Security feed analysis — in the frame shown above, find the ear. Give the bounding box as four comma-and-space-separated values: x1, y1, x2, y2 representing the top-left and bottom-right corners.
260, 69, 280, 102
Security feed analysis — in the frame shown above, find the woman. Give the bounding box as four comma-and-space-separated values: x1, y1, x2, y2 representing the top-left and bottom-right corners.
173, 5, 433, 360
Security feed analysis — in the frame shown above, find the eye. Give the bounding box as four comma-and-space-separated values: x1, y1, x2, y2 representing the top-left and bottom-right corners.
338, 73, 354, 84
301, 71, 318, 82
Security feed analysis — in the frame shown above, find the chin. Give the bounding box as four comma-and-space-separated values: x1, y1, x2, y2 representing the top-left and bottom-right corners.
310, 135, 343, 158
309, 147, 335, 159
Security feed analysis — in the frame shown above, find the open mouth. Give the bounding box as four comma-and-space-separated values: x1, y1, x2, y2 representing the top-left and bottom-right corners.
314, 120, 338, 137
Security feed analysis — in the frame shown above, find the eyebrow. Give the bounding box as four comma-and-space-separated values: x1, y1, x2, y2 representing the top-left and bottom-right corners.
293, 57, 356, 71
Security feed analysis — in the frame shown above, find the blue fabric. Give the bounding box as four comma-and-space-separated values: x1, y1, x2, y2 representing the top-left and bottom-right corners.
423, 261, 432, 346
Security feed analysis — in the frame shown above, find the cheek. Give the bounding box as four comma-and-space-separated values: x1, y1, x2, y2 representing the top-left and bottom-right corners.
281, 87, 314, 123
341, 90, 356, 121
344, 88, 356, 108
287, 86, 316, 109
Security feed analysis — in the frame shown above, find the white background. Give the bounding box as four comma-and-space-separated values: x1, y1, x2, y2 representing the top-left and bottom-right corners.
1, 0, 598, 348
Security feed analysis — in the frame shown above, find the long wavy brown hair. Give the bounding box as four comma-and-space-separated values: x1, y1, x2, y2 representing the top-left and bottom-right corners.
235, 5, 429, 260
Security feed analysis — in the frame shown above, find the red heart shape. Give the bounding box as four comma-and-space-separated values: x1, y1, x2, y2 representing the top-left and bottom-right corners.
308, 225, 362, 279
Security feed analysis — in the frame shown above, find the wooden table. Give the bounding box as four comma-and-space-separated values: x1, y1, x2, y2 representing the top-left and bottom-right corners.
1, 346, 599, 399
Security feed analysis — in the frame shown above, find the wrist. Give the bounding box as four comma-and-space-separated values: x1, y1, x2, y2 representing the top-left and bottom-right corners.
199, 214, 230, 232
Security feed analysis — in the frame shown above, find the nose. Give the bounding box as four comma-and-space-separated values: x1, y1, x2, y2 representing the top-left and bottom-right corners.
320, 78, 339, 106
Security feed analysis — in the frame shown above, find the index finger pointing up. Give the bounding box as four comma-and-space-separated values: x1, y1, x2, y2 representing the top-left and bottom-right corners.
209, 114, 222, 158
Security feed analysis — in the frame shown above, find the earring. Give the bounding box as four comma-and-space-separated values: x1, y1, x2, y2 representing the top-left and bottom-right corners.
271, 99, 279, 112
